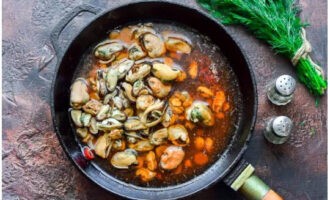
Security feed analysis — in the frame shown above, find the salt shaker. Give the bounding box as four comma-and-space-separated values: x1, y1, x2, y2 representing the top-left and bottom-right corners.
264, 116, 293, 144
267, 75, 296, 105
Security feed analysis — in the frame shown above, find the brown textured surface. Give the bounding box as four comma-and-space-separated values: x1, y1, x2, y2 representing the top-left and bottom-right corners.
2, 0, 327, 199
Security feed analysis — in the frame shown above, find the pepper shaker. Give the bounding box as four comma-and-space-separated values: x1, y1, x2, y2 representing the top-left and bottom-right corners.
264, 116, 293, 144
267, 75, 296, 105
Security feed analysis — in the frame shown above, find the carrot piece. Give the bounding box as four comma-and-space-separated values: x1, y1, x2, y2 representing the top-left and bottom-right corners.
205, 137, 214, 153
169, 52, 182, 60
215, 112, 225, 119
146, 151, 157, 171
182, 98, 193, 108
176, 71, 187, 82
185, 121, 195, 130
118, 27, 133, 44
206, 98, 213, 106
164, 57, 174, 66
194, 137, 205, 151
196, 129, 204, 136
89, 92, 100, 100
212, 91, 226, 112
116, 51, 128, 61
109, 30, 120, 39
178, 115, 185, 121
155, 145, 168, 158
156, 173, 163, 180
197, 86, 214, 98
136, 156, 145, 168
172, 106, 184, 114
174, 164, 183, 174
223, 102, 230, 112
169, 97, 182, 107
169, 114, 178, 125
98, 63, 107, 69
184, 159, 193, 168
194, 152, 209, 165
188, 61, 198, 79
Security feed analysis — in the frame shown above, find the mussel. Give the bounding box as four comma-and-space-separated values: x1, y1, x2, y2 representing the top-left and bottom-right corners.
132, 24, 156, 39
94, 134, 112, 159
128, 140, 154, 152
105, 68, 118, 92
82, 99, 103, 116
168, 124, 190, 146
186, 101, 215, 126
140, 33, 166, 58
71, 110, 83, 127
125, 62, 151, 83
147, 77, 171, 98
136, 168, 156, 182
121, 82, 136, 102
149, 128, 168, 145
110, 149, 138, 169
136, 95, 155, 111
115, 59, 135, 79
128, 43, 146, 60
96, 105, 111, 121
151, 62, 180, 81
160, 146, 185, 170
124, 117, 147, 131
94, 40, 124, 63
165, 37, 192, 54
70, 78, 90, 109
97, 118, 123, 131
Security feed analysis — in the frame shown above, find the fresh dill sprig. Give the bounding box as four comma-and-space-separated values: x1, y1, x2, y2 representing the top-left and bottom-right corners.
198, 0, 327, 96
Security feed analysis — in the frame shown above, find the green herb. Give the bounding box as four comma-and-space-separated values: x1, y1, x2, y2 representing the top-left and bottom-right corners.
299, 120, 306, 127
309, 127, 316, 136
197, 0, 327, 96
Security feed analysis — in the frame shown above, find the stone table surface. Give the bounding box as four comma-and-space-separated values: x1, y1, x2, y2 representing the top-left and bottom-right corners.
2, 0, 327, 199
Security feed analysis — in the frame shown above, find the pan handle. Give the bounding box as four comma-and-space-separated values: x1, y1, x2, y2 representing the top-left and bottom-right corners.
224, 160, 283, 200
50, 4, 101, 56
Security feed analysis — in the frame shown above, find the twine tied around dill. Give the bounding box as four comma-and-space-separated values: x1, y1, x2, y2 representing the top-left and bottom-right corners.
291, 28, 324, 77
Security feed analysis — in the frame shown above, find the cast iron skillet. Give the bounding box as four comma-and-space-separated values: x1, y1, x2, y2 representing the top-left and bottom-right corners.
51, 2, 282, 200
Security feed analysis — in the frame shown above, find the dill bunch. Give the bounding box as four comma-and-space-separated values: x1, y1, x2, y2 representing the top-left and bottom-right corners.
198, 0, 327, 96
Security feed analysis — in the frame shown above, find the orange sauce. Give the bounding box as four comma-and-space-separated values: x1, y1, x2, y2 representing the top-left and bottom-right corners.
78, 22, 241, 187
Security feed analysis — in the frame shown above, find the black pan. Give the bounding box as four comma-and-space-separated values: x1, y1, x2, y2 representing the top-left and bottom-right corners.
51, 2, 282, 200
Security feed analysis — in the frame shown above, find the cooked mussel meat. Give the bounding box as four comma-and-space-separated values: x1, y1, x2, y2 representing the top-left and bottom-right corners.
82, 99, 103, 116
125, 62, 151, 83
140, 33, 166, 58
136, 95, 155, 111
70, 78, 90, 109
168, 124, 190, 146
111, 149, 138, 169
149, 128, 168, 145
115, 59, 135, 79
186, 101, 215, 126
165, 37, 192, 54
94, 40, 124, 63
128, 43, 146, 60
147, 77, 171, 98
105, 68, 118, 92
97, 118, 123, 131
94, 134, 112, 158
124, 117, 147, 131
151, 62, 180, 81
136, 168, 156, 182
160, 146, 185, 170
129, 140, 154, 152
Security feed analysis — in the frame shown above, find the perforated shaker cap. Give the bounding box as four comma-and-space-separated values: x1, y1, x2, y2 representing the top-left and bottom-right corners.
275, 75, 296, 96
272, 116, 293, 137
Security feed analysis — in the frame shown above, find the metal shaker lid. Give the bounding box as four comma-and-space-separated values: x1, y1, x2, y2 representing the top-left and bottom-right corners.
272, 116, 293, 137
275, 75, 296, 96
